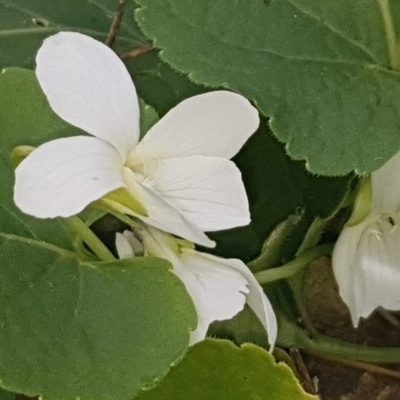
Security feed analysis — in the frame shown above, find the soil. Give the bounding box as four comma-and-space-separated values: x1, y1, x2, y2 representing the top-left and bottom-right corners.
303, 258, 400, 400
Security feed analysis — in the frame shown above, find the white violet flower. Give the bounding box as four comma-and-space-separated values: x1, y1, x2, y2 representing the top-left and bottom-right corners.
116, 224, 277, 348
14, 32, 260, 248
332, 151, 400, 325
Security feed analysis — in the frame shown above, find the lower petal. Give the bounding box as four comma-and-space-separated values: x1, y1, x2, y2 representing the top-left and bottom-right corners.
175, 249, 249, 345
216, 255, 278, 349
145, 156, 250, 232
14, 136, 124, 218
122, 168, 215, 248
333, 214, 400, 325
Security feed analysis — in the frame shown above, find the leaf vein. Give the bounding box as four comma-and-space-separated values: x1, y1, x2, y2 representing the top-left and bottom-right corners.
0, 232, 78, 259
286, 0, 379, 63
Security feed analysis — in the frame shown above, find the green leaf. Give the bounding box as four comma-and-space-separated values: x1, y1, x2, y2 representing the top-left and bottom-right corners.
0, 0, 147, 70
127, 52, 208, 117
139, 97, 159, 136
0, 236, 196, 399
209, 305, 270, 347
0, 388, 15, 400
208, 122, 351, 262
0, 68, 80, 246
0, 68, 196, 399
136, 339, 317, 400
0, 0, 207, 127
0, 0, 206, 122
136, 0, 400, 175
248, 214, 303, 272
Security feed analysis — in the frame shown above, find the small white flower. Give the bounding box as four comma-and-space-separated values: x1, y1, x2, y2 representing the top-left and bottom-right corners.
116, 225, 277, 348
14, 32, 260, 248
332, 151, 400, 325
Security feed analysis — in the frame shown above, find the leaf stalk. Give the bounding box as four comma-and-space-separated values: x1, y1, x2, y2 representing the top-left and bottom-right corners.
64, 216, 115, 262
254, 243, 333, 285
377, 0, 400, 70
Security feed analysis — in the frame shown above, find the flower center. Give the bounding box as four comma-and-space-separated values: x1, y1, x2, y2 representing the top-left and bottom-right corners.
124, 229, 145, 256
126, 146, 159, 177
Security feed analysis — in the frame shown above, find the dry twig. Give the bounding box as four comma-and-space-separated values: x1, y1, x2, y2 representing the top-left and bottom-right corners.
119, 45, 154, 61
105, 0, 127, 47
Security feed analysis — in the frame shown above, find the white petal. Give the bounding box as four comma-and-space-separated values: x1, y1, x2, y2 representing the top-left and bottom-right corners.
137, 91, 259, 159
14, 136, 125, 218
122, 168, 215, 248
145, 156, 250, 231
332, 214, 400, 325
222, 256, 278, 349
36, 32, 139, 158
332, 222, 366, 322
115, 230, 144, 259
174, 249, 249, 345
372, 151, 400, 213
115, 232, 135, 259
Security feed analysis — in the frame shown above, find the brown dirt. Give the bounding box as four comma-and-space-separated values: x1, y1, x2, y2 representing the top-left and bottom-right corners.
303, 258, 400, 400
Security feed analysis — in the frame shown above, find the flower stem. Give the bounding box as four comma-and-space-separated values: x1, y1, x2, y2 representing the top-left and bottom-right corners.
248, 213, 302, 272
254, 243, 333, 285
346, 177, 372, 227
377, 0, 400, 70
312, 352, 400, 380
64, 216, 115, 262
277, 313, 400, 363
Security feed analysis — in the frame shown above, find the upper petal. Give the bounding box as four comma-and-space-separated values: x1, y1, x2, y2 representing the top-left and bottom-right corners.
372, 151, 400, 213
220, 256, 278, 349
145, 156, 250, 232
122, 168, 215, 247
175, 249, 249, 345
332, 213, 400, 326
137, 91, 259, 159
14, 136, 125, 218
36, 32, 140, 158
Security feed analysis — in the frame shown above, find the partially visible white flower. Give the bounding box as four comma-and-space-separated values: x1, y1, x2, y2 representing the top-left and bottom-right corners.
14, 32, 260, 248
332, 151, 400, 326
116, 225, 277, 348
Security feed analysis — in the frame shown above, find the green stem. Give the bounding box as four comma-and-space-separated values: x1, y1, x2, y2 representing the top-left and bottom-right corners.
313, 353, 400, 380
296, 216, 329, 255
290, 217, 332, 335
248, 213, 302, 272
64, 216, 115, 262
278, 313, 400, 363
93, 204, 142, 230
254, 243, 333, 285
346, 177, 372, 227
377, 0, 400, 70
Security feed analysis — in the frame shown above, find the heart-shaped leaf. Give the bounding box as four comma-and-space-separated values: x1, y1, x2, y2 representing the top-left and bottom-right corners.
0, 68, 196, 399
136, 0, 400, 176
0, 388, 15, 400
0, 68, 80, 245
136, 339, 318, 400
0, 236, 196, 400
